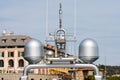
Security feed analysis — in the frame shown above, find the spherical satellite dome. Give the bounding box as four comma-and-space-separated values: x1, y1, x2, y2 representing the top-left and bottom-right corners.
79, 39, 99, 64
47, 50, 54, 56
24, 39, 44, 64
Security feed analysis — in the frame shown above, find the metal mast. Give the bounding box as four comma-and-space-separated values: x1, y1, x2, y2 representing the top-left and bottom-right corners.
55, 2, 66, 57
59, 3, 62, 29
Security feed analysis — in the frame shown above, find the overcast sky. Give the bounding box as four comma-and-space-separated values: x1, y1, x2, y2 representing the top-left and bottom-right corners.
0, 0, 120, 65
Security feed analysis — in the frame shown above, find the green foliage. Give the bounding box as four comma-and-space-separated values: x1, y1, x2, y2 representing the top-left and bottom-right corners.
85, 76, 95, 80
98, 64, 120, 76
84, 65, 120, 80
106, 76, 120, 80
85, 76, 120, 80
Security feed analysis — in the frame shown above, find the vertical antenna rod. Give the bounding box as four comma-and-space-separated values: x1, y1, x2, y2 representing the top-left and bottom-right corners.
46, 0, 48, 39
74, 0, 77, 56
59, 2, 62, 29
74, 0, 76, 37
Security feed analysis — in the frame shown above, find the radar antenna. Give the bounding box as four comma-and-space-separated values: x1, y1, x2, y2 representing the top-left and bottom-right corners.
59, 2, 62, 29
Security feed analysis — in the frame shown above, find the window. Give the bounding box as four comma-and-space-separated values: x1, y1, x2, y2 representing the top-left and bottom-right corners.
7, 46, 15, 48
0, 70, 2, 73
8, 70, 13, 73
18, 59, 24, 67
0, 60, 4, 67
18, 70, 23, 73
8, 52, 14, 57
2, 39, 7, 43
11, 39, 17, 42
21, 38, 26, 42
17, 46, 24, 48
18, 52, 24, 57
0, 52, 4, 57
9, 60, 14, 67
0, 46, 6, 48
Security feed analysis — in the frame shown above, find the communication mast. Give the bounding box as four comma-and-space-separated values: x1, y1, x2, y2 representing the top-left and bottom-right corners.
55, 3, 66, 57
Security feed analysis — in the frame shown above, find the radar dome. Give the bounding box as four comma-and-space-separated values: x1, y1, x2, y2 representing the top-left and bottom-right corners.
79, 39, 99, 63
24, 39, 44, 64
47, 50, 54, 56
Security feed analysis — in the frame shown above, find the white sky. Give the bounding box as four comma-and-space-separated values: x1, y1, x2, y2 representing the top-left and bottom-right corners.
0, 0, 120, 65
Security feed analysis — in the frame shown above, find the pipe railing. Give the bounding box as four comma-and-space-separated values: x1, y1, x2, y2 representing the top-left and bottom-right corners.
20, 64, 102, 80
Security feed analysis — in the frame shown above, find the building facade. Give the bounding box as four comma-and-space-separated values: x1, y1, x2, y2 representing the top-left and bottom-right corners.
0, 30, 31, 73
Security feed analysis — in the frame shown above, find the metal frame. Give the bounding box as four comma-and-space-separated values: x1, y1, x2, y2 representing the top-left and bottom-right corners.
20, 64, 102, 80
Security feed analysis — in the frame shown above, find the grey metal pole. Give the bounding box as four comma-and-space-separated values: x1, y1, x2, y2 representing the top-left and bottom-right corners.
20, 64, 102, 80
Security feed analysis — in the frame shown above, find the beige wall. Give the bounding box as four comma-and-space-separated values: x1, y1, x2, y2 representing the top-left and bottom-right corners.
0, 74, 59, 80
0, 47, 28, 73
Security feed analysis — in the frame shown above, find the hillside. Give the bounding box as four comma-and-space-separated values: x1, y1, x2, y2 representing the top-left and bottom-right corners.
98, 64, 120, 76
